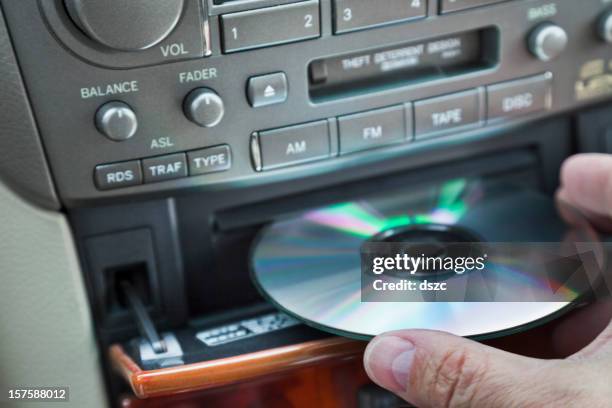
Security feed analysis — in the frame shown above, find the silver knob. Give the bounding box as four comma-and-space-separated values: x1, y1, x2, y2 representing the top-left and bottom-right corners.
598, 10, 612, 44
528, 23, 568, 62
95, 101, 138, 142
183, 88, 225, 128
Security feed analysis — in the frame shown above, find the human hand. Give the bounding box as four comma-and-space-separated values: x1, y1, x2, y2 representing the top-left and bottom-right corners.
363, 153, 612, 408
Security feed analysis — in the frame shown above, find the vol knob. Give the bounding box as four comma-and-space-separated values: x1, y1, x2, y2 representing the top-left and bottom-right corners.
65, 0, 184, 51
528, 23, 568, 62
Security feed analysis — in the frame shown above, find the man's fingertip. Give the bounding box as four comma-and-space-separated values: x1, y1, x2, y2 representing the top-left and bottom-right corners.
364, 335, 415, 393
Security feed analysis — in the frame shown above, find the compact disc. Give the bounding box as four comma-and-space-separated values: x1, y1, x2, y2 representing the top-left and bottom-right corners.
250, 179, 602, 340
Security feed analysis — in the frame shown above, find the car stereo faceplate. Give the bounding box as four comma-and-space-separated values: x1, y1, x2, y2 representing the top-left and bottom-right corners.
2, 0, 612, 205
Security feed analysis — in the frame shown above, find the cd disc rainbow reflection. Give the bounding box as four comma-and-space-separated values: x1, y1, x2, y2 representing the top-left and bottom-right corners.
250, 179, 598, 340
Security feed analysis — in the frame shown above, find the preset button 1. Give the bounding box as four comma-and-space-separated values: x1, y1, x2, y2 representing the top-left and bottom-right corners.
142, 153, 188, 183
252, 120, 330, 171
221, 0, 320, 53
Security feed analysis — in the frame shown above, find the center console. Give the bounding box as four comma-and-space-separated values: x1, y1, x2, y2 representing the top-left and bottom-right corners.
2, 0, 612, 406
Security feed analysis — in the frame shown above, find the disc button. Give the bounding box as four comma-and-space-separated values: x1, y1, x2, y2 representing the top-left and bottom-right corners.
487, 73, 553, 121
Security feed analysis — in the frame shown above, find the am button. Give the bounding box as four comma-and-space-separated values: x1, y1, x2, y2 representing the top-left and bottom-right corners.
252, 120, 331, 171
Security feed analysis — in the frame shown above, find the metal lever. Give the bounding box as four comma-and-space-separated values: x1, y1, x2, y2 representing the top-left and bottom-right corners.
120, 281, 167, 354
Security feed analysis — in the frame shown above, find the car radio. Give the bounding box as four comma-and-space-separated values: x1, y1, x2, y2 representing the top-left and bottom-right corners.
2, 0, 612, 206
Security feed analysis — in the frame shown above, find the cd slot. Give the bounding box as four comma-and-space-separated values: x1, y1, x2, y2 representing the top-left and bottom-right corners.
215, 148, 537, 231
309, 27, 499, 102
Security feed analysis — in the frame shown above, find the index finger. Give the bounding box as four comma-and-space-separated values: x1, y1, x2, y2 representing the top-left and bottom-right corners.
559, 153, 612, 221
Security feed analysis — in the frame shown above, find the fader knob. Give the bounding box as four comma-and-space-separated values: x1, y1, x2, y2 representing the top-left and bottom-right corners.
528, 23, 568, 62
183, 88, 225, 128
65, 0, 184, 51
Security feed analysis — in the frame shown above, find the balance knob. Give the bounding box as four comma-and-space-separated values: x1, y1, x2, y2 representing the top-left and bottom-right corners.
95, 101, 138, 141
65, 0, 184, 51
184, 88, 225, 128
528, 23, 568, 62
598, 10, 612, 43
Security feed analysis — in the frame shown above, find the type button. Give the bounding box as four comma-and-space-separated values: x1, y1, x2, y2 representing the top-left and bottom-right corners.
188, 145, 232, 175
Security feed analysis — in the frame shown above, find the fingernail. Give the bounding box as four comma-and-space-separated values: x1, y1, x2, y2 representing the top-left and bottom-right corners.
364, 335, 415, 393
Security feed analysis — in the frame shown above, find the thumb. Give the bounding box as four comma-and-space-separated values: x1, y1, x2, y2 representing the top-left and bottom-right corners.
568, 309, 612, 360
363, 330, 582, 408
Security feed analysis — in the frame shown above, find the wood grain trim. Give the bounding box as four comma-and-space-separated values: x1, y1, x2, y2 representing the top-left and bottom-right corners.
110, 337, 366, 399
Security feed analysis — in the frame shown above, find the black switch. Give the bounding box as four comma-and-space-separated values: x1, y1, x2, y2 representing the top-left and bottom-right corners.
309, 60, 329, 85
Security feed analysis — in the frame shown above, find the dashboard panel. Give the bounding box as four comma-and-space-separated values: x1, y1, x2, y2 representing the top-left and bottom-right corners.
2, 1, 612, 407
2, 0, 612, 205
